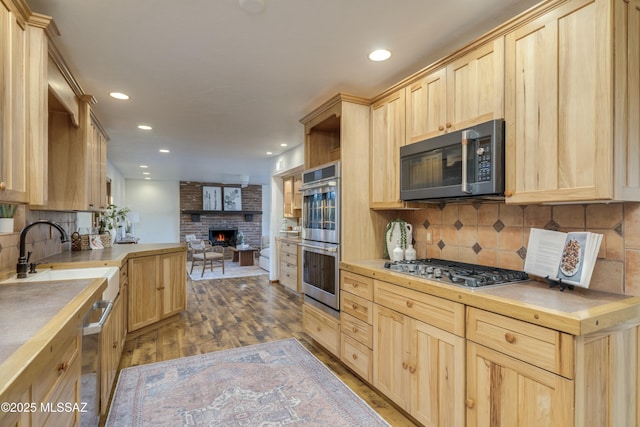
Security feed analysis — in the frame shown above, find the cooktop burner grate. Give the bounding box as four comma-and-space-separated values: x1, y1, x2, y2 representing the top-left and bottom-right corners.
384, 258, 528, 288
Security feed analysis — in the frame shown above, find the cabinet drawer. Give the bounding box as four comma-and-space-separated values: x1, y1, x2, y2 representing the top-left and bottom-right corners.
466, 307, 574, 378
280, 250, 297, 265
36, 354, 81, 427
341, 271, 373, 300
341, 311, 373, 348
281, 241, 298, 256
341, 334, 372, 382
303, 303, 340, 356
33, 326, 81, 403
341, 291, 373, 324
374, 280, 465, 336
280, 261, 297, 277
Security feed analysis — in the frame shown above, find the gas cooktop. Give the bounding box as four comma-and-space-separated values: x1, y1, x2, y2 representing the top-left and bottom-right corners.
384, 258, 529, 288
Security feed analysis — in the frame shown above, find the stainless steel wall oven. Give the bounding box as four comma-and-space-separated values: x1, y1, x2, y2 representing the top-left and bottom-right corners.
300, 161, 341, 314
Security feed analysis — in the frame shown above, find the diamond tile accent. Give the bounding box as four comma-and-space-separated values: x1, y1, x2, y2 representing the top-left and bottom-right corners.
454, 220, 463, 230
472, 243, 482, 254
493, 219, 504, 232
517, 246, 527, 260
545, 220, 560, 231
437, 240, 446, 250
614, 222, 623, 237
423, 219, 430, 229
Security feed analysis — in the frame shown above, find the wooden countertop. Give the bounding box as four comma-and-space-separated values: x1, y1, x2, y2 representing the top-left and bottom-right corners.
36, 243, 186, 269
341, 259, 640, 336
0, 277, 106, 397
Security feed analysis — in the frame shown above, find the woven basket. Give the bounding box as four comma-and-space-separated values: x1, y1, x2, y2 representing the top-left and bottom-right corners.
79, 233, 113, 250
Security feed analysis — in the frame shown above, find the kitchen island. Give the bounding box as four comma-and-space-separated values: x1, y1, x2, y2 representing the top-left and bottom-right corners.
337, 259, 640, 427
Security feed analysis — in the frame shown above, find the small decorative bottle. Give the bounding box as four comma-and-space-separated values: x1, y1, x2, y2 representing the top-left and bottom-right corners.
392, 245, 404, 262
404, 244, 416, 261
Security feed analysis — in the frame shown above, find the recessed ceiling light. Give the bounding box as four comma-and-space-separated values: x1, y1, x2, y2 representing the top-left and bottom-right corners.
142, 172, 150, 175
266, 151, 273, 155
159, 149, 170, 153
140, 165, 148, 168
369, 49, 391, 61
144, 177, 151, 180
280, 143, 288, 147
138, 125, 152, 130
109, 92, 130, 100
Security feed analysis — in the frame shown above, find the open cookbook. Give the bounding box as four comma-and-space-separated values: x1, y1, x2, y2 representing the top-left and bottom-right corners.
524, 228, 603, 288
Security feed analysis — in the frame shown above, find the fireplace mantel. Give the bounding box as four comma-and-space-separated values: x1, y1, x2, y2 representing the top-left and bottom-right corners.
182, 210, 262, 222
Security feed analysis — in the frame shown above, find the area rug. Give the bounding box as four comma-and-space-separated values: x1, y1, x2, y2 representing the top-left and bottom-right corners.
106, 338, 390, 426
187, 261, 268, 281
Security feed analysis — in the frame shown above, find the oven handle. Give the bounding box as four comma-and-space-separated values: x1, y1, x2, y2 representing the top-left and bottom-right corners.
300, 242, 338, 253
83, 300, 113, 336
460, 129, 478, 194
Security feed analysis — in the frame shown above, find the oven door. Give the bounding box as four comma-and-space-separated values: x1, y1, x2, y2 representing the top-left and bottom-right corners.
301, 241, 340, 312
301, 179, 340, 244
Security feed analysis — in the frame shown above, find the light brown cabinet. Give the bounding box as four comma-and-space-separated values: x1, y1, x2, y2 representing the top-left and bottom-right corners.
406, 37, 504, 145
340, 271, 374, 382
282, 174, 301, 218
277, 238, 299, 292
303, 302, 340, 356
505, 0, 640, 204
99, 287, 126, 415
373, 279, 466, 426
34, 96, 108, 212
128, 249, 186, 332
0, 5, 50, 204
370, 89, 411, 209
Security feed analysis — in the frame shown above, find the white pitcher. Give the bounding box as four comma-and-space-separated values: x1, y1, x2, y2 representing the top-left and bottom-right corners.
385, 220, 413, 259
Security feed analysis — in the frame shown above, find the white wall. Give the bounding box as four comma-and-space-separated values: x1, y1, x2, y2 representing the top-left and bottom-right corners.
268, 144, 304, 280
125, 180, 180, 243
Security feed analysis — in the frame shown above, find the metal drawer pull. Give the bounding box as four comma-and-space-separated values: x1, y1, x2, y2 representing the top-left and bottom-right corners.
504, 332, 516, 344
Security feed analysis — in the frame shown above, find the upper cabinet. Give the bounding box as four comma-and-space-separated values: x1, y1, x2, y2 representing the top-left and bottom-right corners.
370, 89, 414, 210
0, 3, 50, 204
406, 38, 505, 144
504, 0, 640, 204
282, 173, 301, 218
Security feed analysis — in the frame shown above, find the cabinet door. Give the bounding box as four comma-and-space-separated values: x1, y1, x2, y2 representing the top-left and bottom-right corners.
370, 89, 407, 209
282, 176, 294, 217
0, 4, 28, 203
411, 319, 465, 427
88, 116, 107, 211
446, 37, 505, 131
505, 0, 613, 203
128, 255, 161, 331
406, 67, 447, 143
293, 174, 302, 209
160, 251, 186, 317
466, 342, 573, 427
373, 305, 411, 410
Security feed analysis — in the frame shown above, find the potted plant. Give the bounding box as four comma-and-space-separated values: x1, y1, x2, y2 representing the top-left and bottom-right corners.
99, 204, 131, 241
0, 203, 17, 233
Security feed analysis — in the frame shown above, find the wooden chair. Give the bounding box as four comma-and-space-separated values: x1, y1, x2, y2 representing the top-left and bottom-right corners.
189, 239, 225, 277
185, 234, 197, 260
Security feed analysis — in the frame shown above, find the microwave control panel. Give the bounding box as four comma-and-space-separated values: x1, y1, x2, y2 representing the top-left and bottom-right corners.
475, 137, 492, 182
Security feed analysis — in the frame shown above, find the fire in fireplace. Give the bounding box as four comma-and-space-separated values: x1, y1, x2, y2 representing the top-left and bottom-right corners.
208, 228, 238, 247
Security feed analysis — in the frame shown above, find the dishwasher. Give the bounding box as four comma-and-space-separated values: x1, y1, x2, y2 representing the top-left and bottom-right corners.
73, 267, 120, 427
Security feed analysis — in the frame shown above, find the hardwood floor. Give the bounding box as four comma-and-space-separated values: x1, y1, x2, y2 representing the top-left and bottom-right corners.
108, 274, 418, 426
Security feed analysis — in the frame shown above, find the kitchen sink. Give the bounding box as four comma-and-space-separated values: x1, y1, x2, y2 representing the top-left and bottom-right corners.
1, 267, 120, 301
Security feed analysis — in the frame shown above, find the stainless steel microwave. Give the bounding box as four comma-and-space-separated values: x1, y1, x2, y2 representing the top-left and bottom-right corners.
400, 119, 505, 201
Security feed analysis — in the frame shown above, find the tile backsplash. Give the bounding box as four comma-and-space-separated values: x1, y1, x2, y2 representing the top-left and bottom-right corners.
0, 209, 76, 276
399, 201, 640, 296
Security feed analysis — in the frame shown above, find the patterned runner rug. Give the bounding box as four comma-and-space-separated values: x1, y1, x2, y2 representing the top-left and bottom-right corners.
106, 338, 390, 426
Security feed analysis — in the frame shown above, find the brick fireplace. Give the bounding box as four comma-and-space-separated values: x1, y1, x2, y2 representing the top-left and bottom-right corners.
179, 181, 262, 249
209, 227, 237, 246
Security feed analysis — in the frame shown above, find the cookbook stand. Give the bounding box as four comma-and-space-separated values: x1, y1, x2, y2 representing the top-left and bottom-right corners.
545, 276, 574, 291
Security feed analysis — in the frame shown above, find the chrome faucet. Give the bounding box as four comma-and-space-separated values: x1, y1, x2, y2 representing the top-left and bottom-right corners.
17, 220, 69, 278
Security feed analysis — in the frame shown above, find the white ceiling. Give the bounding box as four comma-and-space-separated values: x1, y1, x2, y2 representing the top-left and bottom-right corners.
26, 0, 541, 185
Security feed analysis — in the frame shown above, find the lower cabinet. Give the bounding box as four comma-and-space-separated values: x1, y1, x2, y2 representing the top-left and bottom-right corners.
303, 302, 340, 356
373, 305, 465, 426
277, 238, 300, 292
100, 286, 127, 415
128, 250, 186, 332
466, 342, 573, 427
